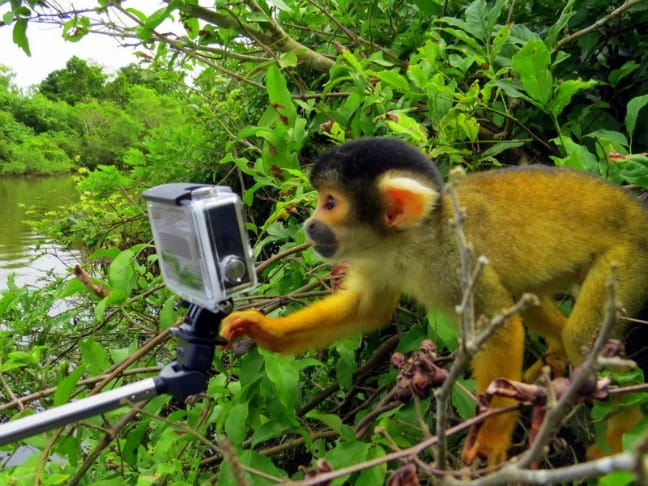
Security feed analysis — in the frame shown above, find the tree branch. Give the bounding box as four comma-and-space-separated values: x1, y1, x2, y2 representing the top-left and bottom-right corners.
555, 0, 643, 50
179, 1, 334, 72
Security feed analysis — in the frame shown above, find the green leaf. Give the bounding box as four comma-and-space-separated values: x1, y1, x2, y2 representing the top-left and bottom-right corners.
122, 421, 149, 468
240, 450, 288, 483
452, 378, 476, 420
340, 48, 364, 73
12, 18, 31, 56
79, 338, 111, 375
144, 7, 172, 30
3, 11, 15, 25
494, 79, 528, 100
585, 129, 628, 153
1, 351, 36, 372
609, 60, 639, 88
464, 0, 506, 42
356, 445, 387, 485
159, 295, 181, 330
0, 292, 17, 317
511, 39, 552, 107
549, 79, 597, 116
414, 0, 442, 15
53, 365, 86, 406
598, 471, 635, 486
619, 157, 648, 188
126, 7, 147, 22
58, 278, 86, 298
262, 351, 299, 409
481, 140, 526, 158
438, 25, 481, 53
306, 410, 344, 434
334, 341, 356, 390
89, 247, 120, 260
62, 16, 90, 42
371, 70, 411, 93
278, 50, 298, 68
326, 440, 370, 472
625, 94, 648, 142
383, 110, 428, 144
427, 310, 457, 352
491, 24, 511, 56
250, 421, 286, 447
550, 136, 599, 173
546, 0, 576, 47
266, 65, 296, 126
225, 402, 249, 446
108, 248, 137, 295
95, 289, 126, 320
183, 16, 199, 38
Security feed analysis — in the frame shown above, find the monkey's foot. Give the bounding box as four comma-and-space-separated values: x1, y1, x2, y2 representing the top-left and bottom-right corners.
585, 404, 643, 460
461, 409, 517, 467
523, 352, 568, 382
461, 427, 509, 467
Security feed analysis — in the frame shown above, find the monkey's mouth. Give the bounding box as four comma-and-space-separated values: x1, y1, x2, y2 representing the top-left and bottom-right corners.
312, 242, 338, 259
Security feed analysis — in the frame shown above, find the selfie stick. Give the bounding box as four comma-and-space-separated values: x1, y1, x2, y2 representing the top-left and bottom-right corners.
0, 303, 230, 445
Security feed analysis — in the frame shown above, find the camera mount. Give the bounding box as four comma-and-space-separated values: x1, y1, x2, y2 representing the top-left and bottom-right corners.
0, 302, 230, 445
0, 183, 256, 446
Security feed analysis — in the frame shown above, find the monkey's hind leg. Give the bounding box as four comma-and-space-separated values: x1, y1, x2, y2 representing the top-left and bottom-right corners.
462, 313, 525, 466
563, 246, 648, 457
522, 294, 569, 382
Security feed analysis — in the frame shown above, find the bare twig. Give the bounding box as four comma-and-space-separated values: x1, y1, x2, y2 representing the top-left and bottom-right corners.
435, 185, 538, 470
454, 451, 638, 485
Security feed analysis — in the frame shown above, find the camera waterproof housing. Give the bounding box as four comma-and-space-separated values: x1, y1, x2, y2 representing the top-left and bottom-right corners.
143, 183, 256, 310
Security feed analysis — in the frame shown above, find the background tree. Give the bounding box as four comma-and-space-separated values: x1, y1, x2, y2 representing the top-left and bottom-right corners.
38, 56, 107, 104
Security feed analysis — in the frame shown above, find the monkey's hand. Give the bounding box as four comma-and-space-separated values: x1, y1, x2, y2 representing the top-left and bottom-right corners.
220, 310, 284, 353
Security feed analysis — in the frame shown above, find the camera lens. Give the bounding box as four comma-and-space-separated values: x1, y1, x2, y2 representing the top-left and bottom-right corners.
222, 255, 247, 284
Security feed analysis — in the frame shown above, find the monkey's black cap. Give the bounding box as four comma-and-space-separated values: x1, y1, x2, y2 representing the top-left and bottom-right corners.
310, 137, 442, 190
310, 137, 443, 225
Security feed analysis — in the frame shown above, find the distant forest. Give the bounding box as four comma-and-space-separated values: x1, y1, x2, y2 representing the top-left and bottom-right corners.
0, 56, 206, 176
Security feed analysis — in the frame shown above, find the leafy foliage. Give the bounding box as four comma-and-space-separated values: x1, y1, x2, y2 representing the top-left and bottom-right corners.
38, 56, 107, 105
0, 0, 647, 484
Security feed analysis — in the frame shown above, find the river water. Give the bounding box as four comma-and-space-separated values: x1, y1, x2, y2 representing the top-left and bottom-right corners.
0, 175, 80, 291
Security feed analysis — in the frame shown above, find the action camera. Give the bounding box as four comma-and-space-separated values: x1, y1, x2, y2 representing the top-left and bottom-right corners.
143, 183, 256, 310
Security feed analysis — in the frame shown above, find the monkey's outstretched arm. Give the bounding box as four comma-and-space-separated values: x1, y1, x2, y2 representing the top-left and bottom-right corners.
220, 285, 400, 354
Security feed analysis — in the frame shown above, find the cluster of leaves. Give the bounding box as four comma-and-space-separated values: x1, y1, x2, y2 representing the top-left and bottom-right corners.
1, 0, 648, 484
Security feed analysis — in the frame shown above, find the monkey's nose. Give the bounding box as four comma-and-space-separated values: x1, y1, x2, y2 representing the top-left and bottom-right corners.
304, 219, 317, 235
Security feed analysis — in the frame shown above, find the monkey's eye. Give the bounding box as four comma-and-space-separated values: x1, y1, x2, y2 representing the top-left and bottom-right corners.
324, 195, 337, 210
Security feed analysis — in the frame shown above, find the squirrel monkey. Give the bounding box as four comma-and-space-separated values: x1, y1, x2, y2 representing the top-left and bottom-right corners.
220, 137, 648, 465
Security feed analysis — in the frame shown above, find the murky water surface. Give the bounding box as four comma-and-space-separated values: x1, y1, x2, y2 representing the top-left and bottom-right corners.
0, 175, 80, 290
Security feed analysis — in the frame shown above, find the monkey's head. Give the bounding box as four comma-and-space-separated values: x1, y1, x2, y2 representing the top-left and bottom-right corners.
304, 138, 443, 261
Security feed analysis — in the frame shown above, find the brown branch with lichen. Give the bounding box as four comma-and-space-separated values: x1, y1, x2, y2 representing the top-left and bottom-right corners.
74, 264, 110, 298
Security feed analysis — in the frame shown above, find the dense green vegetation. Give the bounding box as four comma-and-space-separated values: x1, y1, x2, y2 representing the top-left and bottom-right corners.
0, 57, 196, 176
1, 0, 647, 484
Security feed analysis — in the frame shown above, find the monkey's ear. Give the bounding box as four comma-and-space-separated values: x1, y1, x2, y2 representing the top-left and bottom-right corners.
379, 175, 440, 229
